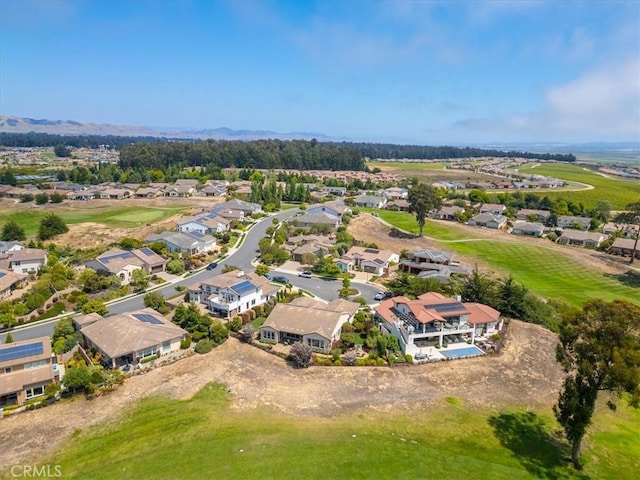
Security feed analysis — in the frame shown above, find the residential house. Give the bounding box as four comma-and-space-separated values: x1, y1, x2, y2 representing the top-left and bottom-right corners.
557, 231, 605, 248
294, 212, 340, 229
100, 188, 132, 200
383, 187, 408, 200
511, 221, 545, 237
79, 309, 187, 369
320, 186, 347, 197
176, 214, 230, 235
188, 270, 279, 318
0, 337, 57, 407
145, 231, 216, 256
333, 246, 399, 276
134, 187, 164, 198
86, 247, 167, 284
429, 205, 464, 221
602, 223, 639, 238
386, 199, 410, 211
0, 241, 24, 254
68, 190, 96, 201
174, 179, 199, 187
209, 208, 245, 222
259, 297, 359, 352
7, 248, 48, 274
165, 185, 196, 197
479, 203, 507, 215
399, 249, 470, 283
609, 238, 640, 259
199, 184, 228, 197
467, 213, 507, 229
306, 200, 350, 221
292, 243, 326, 263
516, 209, 551, 223
212, 199, 262, 216
354, 194, 387, 209
374, 292, 502, 357
557, 215, 592, 231
0, 269, 28, 298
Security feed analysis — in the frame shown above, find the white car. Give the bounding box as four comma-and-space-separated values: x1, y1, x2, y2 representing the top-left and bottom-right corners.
374, 291, 386, 301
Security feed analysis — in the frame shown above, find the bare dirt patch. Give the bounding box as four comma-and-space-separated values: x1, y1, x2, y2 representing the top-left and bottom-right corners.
1, 320, 561, 468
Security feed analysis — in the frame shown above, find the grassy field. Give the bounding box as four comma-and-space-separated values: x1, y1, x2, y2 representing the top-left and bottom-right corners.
30, 383, 639, 480
364, 209, 640, 307
0, 205, 188, 237
518, 164, 640, 209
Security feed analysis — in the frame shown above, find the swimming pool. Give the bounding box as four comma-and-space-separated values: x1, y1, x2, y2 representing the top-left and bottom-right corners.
440, 345, 485, 359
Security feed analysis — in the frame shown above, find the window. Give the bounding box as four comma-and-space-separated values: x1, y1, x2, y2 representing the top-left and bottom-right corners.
262, 330, 275, 341
24, 360, 47, 370
162, 341, 171, 352
251, 299, 256, 306
25, 385, 45, 399
306, 339, 325, 349
138, 347, 155, 359
4, 367, 11, 374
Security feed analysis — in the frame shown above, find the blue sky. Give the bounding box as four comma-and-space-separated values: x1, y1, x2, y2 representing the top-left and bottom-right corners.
1, 0, 638, 144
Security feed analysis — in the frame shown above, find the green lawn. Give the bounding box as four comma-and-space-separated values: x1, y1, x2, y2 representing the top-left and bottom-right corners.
29, 383, 639, 480
362, 210, 640, 307
518, 164, 640, 209
0, 205, 188, 237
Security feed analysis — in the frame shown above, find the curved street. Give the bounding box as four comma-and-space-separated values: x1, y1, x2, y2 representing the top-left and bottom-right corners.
1, 210, 381, 342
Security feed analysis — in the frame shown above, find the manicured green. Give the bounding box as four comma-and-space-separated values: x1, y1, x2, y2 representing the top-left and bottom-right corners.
34, 302, 66, 321
251, 316, 266, 330
0, 205, 188, 237
518, 164, 640, 209
367, 210, 640, 307
33, 383, 638, 480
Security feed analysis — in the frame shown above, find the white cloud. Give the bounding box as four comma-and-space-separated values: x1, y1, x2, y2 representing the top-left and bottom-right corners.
450, 59, 640, 142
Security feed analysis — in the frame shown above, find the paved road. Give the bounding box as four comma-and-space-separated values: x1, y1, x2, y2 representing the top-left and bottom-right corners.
1, 209, 381, 342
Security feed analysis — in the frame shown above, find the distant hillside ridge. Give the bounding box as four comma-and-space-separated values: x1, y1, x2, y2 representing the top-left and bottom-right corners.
0, 115, 330, 141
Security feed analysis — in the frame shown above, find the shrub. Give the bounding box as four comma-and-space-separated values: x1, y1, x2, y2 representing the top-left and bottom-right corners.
180, 336, 192, 349
405, 354, 414, 364
289, 341, 313, 368
356, 358, 366, 366
333, 359, 342, 366
141, 354, 157, 364
377, 358, 386, 366
229, 316, 242, 332
343, 350, 357, 366
331, 348, 342, 362
195, 339, 214, 354
241, 325, 255, 343
353, 296, 367, 306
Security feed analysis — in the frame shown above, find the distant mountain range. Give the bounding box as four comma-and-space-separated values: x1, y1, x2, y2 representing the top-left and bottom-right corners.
0, 115, 332, 141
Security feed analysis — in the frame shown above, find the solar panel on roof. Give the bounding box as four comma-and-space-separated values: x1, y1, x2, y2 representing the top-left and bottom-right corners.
232, 280, 256, 294
363, 248, 380, 254
426, 302, 465, 313
139, 247, 156, 256
0, 342, 44, 363
132, 313, 163, 325
101, 251, 134, 263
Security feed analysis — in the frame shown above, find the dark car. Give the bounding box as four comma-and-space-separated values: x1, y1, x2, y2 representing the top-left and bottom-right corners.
206, 262, 218, 270
298, 271, 312, 278
263, 273, 272, 281
272, 275, 288, 283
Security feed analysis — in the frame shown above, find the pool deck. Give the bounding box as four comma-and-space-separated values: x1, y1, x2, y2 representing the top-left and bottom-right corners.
413, 342, 485, 362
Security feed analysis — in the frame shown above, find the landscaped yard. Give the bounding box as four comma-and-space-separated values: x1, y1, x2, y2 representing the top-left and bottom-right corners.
35, 383, 639, 480
518, 163, 640, 209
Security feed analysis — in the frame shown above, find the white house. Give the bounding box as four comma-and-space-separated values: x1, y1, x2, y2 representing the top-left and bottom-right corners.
375, 292, 502, 358
176, 214, 230, 234
7, 249, 48, 274
188, 270, 279, 318
334, 246, 399, 276
354, 194, 387, 209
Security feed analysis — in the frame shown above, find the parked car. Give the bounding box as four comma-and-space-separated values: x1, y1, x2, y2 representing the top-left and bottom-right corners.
263, 273, 272, 281
206, 262, 218, 270
272, 275, 288, 283
374, 291, 386, 301
298, 271, 312, 278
